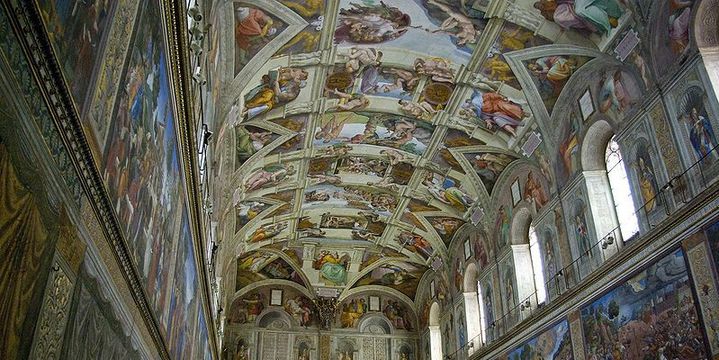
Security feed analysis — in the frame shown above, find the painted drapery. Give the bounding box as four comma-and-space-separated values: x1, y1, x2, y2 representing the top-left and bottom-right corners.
0, 143, 53, 359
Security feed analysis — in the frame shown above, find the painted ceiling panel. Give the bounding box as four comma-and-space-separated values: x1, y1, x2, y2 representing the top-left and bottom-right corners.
213, 0, 642, 307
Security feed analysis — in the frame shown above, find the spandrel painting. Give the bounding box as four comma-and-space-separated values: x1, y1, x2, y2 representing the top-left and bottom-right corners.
38, 0, 117, 110
427, 216, 464, 246
235, 125, 280, 169
464, 151, 517, 194
506, 320, 573, 360
228, 287, 316, 327
580, 249, 708, 359
334, 0, 486, 65
481, 23, 551, 90
268, 115, 309, 155
235, 200, 272, 232
275, 0, 326, 57
525, 55, 590, 115
101, 0, 184, 331
234, 3, 288, 75
593, 68, 643, 122
650, 0, 696, 79
354, 262, 426, 299
236, 251, 306, 290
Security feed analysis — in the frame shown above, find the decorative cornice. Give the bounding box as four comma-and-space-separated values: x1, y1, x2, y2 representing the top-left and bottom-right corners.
1, 1, 171, 358
162, 0, 221, 357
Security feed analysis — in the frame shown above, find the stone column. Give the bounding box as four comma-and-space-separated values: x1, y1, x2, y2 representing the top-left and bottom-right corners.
683, 231, 719, 357
462, 292, 482, 353
429, 326, 443, 360
568, 310, 586, 360
583, 170, 621, 257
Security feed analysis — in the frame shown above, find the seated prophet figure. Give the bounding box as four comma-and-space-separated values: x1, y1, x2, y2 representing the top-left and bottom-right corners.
461, 89, 525, 136
242, 67, 308, 120
533, 0, 625, 35
313, 251, 349, 285
235, 6, 276, 66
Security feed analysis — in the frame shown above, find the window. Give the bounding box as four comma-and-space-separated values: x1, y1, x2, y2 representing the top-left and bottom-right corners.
528, 226, 547, 304
605, 137, 639, 240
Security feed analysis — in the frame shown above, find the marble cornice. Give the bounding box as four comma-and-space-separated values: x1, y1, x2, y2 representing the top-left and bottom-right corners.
162, 0, 220, 358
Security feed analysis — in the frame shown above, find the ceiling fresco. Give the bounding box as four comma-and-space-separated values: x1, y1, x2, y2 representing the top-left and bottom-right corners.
213, 0, 651, 310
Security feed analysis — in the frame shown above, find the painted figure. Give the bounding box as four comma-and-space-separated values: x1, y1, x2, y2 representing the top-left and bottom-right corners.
496, 206, 511, 248
414, 58, 455, 83
248, 222, 287, 242
636, 154, 659, 212
559, 115, 581, 179
242, 293, 265, 322
313, 251, 350, 285
243, 67, 308, 120
533, 0, 625, 35
285, 296, 313, 326
484, 54, 515, 82
461, 89, 526, 136
398, 100, 437, 121
425, 0, 479, 46
474, 238, 489, 269
335, 2, 410, 43
340, 298, 366, 327
235, 6, 277, 66
345, 47, 383, 73
599, 70, 631, 114
236, 127, 273, 164
384, 300, 411, 330
244, 164, 296, 192
331, 91, 370, 111
668, 0, 694, 55
398, 232, 434, 259
472, 153, 514, 187
454, 258, 464, 292
528, 56, 576, 96
685, 107, 718, 161
524, 172, 549, 208
575, 212, 592, 257
424, 173, 474, 212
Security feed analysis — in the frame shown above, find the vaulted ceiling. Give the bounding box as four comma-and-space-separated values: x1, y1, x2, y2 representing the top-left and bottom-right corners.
210, 0, 651, 309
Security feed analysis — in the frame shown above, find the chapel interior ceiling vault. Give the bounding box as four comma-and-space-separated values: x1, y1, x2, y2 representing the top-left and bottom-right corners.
213, 0, 653, 310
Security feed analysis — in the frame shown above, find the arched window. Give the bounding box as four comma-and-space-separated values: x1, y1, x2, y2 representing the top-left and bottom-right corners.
605, 136, 639, 240
528, 225, 547, 304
